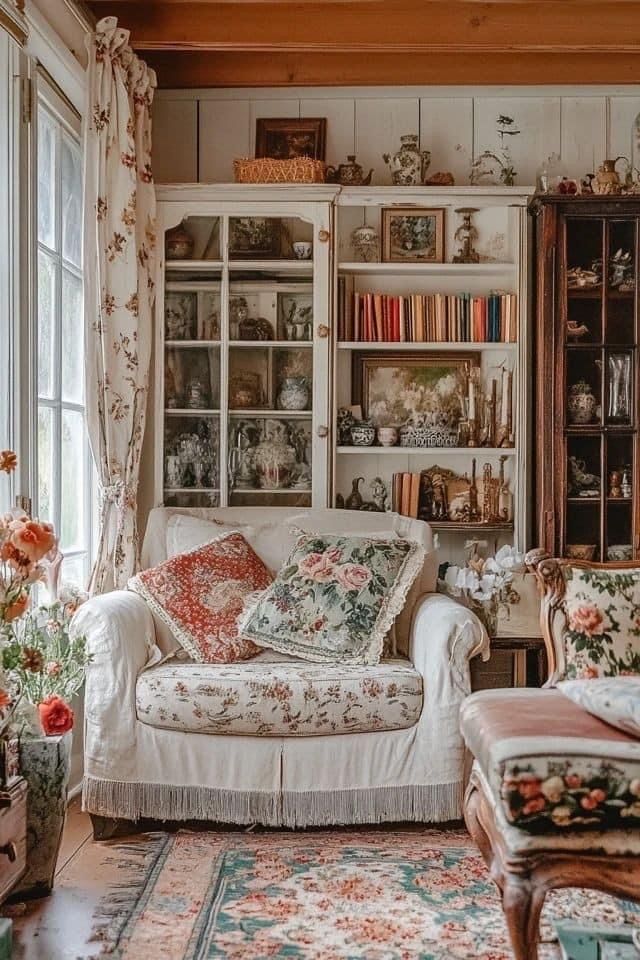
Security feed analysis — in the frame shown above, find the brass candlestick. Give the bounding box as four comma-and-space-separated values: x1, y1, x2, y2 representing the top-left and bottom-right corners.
467, 419, 479, 447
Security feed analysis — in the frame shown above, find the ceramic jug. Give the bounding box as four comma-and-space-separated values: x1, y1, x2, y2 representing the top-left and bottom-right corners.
593, 157, 626, 195
383, 135, 431, 186
326, 155, 374, 186
277, 376, 310, 411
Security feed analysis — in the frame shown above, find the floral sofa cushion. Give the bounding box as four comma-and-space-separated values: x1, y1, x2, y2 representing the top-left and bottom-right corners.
129, 533, 272, 664
135, 658, 423, 736
238, 534, 425, 666
562, 566, 640, 679
559, 676, 640, 738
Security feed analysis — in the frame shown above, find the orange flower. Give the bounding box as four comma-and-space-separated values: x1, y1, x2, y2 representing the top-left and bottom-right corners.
2, 591, 29, 622
0, 450, 17, 473
0, 689, 11, 709
9, 519, 56, 564
38, 695, 74, 736
568, 603, 604, 637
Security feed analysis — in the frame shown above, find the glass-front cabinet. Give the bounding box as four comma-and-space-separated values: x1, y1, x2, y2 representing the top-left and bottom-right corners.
532, 196, 640, 562
155, 186, 336, 509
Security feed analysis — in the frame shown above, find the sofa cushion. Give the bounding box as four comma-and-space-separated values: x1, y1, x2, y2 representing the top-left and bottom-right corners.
559, 676, 640, 738
562, 565, 640, 679
135, 657, 423, 736
167, 514, 300, 575
129, 533, 272, 664
460, 688, 640, 833
238, 534, 425, 665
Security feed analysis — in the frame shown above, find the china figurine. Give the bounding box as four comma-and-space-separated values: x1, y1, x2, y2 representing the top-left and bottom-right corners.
383, 135, 431, 186
592, 157, 626, 195
452, 207, 480, 264
567, 380, 597, 424
186, 379, 208, 409
254, 421, 297, 489
326, 155, 374, 186
345, 477, 365, 510
351, 225, 379, 262
277, 376, 310, 411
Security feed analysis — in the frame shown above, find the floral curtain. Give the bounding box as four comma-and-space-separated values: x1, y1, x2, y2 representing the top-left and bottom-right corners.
83, 16, 156, 594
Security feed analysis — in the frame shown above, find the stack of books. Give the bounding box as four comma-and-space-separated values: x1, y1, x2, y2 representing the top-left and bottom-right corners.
337, 285, 517, 343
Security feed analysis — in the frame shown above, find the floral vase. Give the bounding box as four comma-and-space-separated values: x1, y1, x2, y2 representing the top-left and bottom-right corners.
470, 599, 499, 637
13, 732, 72, 898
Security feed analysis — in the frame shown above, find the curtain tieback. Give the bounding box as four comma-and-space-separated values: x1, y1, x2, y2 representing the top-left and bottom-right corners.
101, 480, 137, 512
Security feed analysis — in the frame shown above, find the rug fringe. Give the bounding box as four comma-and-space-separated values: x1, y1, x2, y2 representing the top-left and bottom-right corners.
83, 776, 463, 827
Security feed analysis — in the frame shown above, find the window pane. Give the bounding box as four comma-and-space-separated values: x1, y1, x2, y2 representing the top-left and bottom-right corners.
37, 405, 55, 523
37, 250, 57, 398
60, 409, 86, 552
61, 553, 87, 590
61, 136, 82, 267
61, 269, 83, 403
37, 110, 57, 250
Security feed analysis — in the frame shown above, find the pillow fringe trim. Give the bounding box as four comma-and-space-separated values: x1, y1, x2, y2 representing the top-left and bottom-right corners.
83, 775, 462, 827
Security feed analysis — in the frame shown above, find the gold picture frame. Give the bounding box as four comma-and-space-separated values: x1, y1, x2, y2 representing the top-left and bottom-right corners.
255, 118, 327, 161
381, 206, 445, 263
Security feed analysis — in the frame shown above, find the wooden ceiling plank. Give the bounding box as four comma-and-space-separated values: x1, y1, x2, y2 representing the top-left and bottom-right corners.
145, 50, 640, 88
87, 1, 640, 52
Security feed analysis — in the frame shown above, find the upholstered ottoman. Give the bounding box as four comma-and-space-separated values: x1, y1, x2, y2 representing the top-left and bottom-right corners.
461, 687, 640, 959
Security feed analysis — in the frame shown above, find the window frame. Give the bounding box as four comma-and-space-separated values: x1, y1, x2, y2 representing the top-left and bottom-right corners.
32, 70, 94, 584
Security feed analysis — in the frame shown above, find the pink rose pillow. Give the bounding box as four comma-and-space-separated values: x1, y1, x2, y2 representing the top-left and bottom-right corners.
129, 533, 272, 664
238, 533, 425, 665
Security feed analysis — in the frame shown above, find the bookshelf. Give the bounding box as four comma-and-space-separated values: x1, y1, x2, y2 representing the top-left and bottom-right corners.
332, 186, 531, 561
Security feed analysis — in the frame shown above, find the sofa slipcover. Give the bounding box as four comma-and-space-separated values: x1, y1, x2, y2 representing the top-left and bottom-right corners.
136, 657, 423, 737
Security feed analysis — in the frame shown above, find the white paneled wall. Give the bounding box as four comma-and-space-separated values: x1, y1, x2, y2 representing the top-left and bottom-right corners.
153, 86, 640, 185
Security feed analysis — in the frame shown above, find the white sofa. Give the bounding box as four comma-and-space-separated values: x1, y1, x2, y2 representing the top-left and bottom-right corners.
75, 507, 488, 831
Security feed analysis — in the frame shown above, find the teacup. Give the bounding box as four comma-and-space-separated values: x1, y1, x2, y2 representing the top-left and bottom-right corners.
292, 241, 312, 260
377, 426, 398, 447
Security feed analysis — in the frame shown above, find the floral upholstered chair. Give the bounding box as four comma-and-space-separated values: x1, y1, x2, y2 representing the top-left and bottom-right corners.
460, 551, 640, 960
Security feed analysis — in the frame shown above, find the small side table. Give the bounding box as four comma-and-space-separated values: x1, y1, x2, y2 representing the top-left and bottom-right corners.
0, 778, 27, 904
472, 635, 547, 691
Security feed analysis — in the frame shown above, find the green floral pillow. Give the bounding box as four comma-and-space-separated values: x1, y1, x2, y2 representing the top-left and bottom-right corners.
238, 534, 425, 665
563, 566, 640, 679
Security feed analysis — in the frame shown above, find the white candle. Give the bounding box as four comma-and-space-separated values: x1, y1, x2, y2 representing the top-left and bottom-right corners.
500, 369, 509, 425
468, 378, 476, 421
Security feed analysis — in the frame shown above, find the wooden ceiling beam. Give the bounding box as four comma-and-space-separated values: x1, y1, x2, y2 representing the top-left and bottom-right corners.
87, 1, 640, 53
145, 49, 640, 87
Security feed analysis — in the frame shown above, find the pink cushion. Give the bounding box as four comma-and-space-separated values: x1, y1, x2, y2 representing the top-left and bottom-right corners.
129, 533, 272, 663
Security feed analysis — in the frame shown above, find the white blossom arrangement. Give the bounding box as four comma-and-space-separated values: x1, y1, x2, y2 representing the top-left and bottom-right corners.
440, 544, 525, 634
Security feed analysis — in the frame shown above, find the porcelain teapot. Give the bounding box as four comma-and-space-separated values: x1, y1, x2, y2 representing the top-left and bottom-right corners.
326, 155, 374, 186
383, 134, 431, 186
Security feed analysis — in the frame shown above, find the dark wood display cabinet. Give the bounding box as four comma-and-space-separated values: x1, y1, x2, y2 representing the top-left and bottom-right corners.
531, 196, 640, 563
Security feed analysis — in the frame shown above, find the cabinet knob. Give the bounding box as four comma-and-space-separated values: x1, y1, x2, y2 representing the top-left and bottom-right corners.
318, 229, 330, 243
0, 841, 17, 863
316, 425, 329, 438
316, 323, 329, 339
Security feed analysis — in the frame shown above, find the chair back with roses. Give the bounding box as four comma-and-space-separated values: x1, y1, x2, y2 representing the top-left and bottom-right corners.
526, 549, 640, 685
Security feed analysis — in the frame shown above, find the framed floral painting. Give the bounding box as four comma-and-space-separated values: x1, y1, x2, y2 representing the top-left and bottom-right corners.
352, 351, 479, 427
381, 207, 445, 263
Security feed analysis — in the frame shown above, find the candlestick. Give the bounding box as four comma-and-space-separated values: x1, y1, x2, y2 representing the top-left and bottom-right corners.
468, 378, 476, 422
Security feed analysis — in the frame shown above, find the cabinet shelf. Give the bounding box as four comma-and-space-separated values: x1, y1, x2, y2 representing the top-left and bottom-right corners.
337, 341, 517, 352
229, 260, 313, 274
228, 409, 311, 418
164, 408, 220, 416
164, 487, 219, 494
166, 260, 224, 271
338, 261, 516, 276
336, 445, 516, 456
165, 340, 220, 348
567, 286, 634, 299
231, 487, 311, 495
429, 521, 514, 533
229, 340, 312, 348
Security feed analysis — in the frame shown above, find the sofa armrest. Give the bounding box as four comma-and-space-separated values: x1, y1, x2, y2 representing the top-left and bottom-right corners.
410, 594, 489, 701
71, 591, 160, 778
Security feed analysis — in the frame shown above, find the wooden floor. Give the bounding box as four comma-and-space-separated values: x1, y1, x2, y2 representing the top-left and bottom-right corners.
6, 798, 115, 960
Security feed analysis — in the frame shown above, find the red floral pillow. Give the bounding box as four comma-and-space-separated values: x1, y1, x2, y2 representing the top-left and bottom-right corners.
129, 533, 272, 663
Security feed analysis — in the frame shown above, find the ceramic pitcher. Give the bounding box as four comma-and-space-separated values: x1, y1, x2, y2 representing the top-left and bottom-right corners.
383, 135, 431, 186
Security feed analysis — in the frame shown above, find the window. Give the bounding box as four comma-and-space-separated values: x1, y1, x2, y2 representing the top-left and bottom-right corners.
35, 78, 92, 586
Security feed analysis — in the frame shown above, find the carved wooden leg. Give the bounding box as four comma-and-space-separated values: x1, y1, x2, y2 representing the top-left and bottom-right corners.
463, 776, 494, 867
501, 874, 546, 960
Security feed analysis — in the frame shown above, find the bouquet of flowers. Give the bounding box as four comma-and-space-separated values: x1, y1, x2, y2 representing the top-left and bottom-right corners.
440, 543, 525, 635
0, 450, 89, 738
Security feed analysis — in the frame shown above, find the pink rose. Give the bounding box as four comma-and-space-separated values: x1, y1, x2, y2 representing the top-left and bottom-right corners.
522, 796, 546, 816
334, 563, 372, 592
568, 603, 604, 637
565, 774, 582, 789
298, 551, 336, 583
517, 776, 542, 800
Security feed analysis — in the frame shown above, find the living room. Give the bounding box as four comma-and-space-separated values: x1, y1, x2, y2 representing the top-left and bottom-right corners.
1, 1, 640, 957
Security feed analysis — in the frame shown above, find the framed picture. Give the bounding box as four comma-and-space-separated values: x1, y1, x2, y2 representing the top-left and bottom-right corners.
229, 217, 281, 260
255, 118, 327, 161
352, 351, 479, 427
381, 207, 445, 263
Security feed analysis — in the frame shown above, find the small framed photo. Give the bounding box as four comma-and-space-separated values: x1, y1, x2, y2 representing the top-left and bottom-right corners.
381, 207, 445, 264
255, 118, 327, 161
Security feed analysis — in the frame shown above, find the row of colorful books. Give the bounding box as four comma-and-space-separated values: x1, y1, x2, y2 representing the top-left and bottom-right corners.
337, 283, 518, 343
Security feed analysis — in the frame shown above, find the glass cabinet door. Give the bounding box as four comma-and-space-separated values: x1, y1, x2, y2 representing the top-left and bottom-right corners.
159, 203, 331, 510
563, 214, 638, 562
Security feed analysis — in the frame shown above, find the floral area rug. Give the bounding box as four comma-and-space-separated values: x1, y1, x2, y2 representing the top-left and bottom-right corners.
91, 828, 639, 960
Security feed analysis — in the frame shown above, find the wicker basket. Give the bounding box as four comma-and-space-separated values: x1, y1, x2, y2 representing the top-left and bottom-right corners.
233, 157, 326, 184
